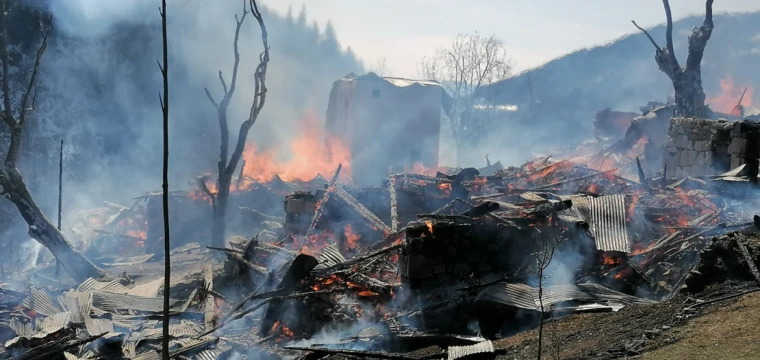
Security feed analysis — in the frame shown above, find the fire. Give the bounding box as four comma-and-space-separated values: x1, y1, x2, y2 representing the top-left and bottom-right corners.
126, 229, 147, 240
270, 321, 294, 342
707, 75, 755, 116
358, 290, 378, 297
405, 162, 442, 176
424, 220, 434, 234
343, 223, 361, 250
437, 183, 452, 196
614, 273, 623, 279
627, 195, 639, 220
602, 255, 622, 266
527, 161, 573, 182
587, 184, 601, 193
241, 110, 352, 184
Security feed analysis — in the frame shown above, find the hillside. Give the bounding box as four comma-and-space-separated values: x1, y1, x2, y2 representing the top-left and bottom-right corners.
472, 11, 760, 164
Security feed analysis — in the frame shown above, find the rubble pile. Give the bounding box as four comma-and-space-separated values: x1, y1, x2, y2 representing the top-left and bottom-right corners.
2, 122, 760, 359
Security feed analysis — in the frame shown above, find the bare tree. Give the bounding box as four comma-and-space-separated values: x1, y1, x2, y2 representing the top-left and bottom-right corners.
202, 0, 269, 247
368, 56, 389, 77
158, 0, 170, 358
0, 0, 104, 282
529, 218, 565, 360
632, 0, 714, 118
418, 32, 512, 166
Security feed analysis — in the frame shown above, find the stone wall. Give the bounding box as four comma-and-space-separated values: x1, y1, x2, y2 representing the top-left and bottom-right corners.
663, 117, 760, 178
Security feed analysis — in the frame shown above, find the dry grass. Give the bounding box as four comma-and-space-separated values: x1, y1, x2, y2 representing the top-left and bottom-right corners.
640, 292, 760, 360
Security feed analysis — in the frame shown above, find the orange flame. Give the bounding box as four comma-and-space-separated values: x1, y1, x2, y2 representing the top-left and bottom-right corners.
707, 75, 754, 116
241, 110, 352, 184
424, 220, 434, 234
344, 223, 361, 250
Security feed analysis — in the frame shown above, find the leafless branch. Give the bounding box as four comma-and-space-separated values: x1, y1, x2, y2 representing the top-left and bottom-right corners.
204, 88, 219, 109
661, 0, 680, 70
223, 0, 269, 179
0, 0, 15, 128
218, 70, 228, 96
18, 16, 51, 125
631, 20, 662, 52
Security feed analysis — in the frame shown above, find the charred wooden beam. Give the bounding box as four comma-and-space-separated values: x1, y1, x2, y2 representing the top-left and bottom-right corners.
333, 186, 392, 234
389, 167, 399, 232
342, 271, 393, 295
304, 164, 342, 242
737, 242, 760, 286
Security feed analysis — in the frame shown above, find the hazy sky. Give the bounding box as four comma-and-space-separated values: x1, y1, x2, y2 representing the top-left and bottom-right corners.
261, 0, 760, 78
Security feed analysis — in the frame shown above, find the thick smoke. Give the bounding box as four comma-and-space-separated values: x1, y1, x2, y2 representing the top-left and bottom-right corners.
0, 0, 362, 268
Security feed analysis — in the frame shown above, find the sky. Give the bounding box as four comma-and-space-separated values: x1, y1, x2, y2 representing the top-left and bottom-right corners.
261, 0, 760, 78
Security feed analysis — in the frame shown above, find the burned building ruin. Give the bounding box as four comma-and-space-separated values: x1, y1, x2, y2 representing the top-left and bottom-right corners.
663, 117, 760, 178
325, 72, 450, 186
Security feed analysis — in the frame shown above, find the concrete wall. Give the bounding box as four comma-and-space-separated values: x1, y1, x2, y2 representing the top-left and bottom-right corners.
663, 117, 760, 178
326, 74, 442, 186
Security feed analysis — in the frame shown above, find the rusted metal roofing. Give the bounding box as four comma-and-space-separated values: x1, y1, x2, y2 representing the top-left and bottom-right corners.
447, 340, 494, 360
314, 243, 346, 270
61, 291, 93, 324
92, 290, 180, 313
20, 289, 65, 317
78, 278, 130, 294
84, 317, 114, 336
587, 195, 630, 253
126, 278, 164, 298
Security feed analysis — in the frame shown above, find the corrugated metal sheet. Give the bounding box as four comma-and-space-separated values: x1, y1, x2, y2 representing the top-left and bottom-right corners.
588, 195, 630, 253
193, 349, 221, 360
122, 341, 137, 359
19, 311, 73, 340
478, 282, 654, 313
314, 243, 346, 270
133, 337, 217, 360
520, 192, 548, 203
127, 278, 164, 298
84, 317, 114, 336
61, 291, 92, 324
477, 283, 538, 311
92, 290, 179, 313
20, 289, 65, 317
356, 326, 382, 339
9, 318, 34, 338
447, 340, 494, 360
78, 278, 130, 294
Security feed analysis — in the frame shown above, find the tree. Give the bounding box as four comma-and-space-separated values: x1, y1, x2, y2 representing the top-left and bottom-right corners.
632, 0, 714, 118
417, 32, 512, 166
202, 0, 269, 247
0, 0, 104, 282
529, 218, 565, 360
158, 0, 170, 358
368, 56, 389, 77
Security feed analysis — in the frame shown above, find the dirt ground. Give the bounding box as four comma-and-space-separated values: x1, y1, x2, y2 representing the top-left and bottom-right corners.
491, 281, 759, 360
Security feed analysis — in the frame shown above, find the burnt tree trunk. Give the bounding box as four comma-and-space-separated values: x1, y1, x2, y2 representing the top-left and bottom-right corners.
634, 0, 713, 119
204, 0, 269, 248
0, 2, 103, 283
211, 174, 231, 247
0, 167, 104, 281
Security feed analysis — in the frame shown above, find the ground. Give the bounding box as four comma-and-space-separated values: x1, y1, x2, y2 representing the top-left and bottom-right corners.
490, 281, 759, 360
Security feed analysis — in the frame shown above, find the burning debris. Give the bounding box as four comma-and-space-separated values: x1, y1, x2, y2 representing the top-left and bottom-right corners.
4, 137, 760, 359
